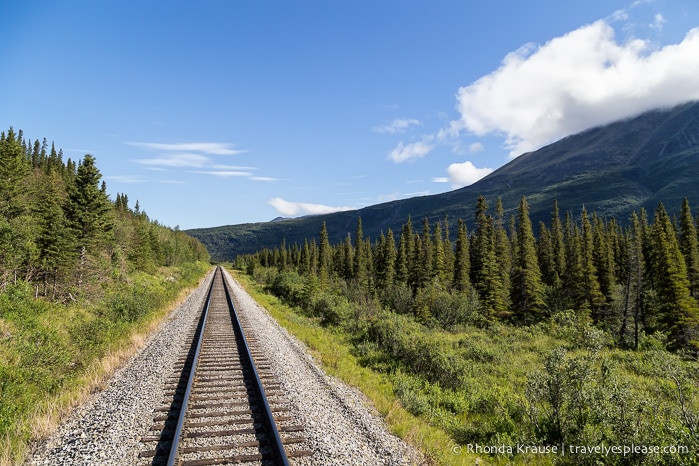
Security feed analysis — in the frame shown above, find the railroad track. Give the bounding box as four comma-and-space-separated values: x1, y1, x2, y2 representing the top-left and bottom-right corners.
138, 266, 312, 465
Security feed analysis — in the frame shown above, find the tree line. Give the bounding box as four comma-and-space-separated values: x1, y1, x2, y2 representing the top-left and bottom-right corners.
0, 127, 209, 298
241, 195, 699, 356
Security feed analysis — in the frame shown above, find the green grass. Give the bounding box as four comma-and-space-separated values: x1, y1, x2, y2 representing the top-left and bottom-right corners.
0, 261, 210, 465
232, 269, 495, 466
233, 267, 699, 466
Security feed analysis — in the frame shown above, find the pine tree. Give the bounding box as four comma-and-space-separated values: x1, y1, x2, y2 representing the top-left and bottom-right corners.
353, 217, 368, 286
441, 216, 454, 286
318, 222, 331, 284
375, 229, 396, 290
651, 203, 699, 353
619, 212, 646, 349
395, 217, 413, 284
592, 215, 615, 306
678, 198, 699, 300
550, 200, 566, 283
510, 196, 546, 323
471, 196, 506, 320
0, 128, 33, 284
64, 154, 114, 286
577, 207, 606, 318
453, 218, 471, 292
432, 221, 446, 284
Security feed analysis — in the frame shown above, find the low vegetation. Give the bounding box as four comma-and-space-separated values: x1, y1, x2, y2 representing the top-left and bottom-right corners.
237, 196, 699, 465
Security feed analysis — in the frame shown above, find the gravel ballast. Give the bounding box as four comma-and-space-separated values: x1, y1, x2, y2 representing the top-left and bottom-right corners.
26, 267, 424, 465
26, 270, 215, 466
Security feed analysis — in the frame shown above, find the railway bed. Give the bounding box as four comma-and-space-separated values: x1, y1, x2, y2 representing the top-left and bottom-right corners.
138, 266, 311, 465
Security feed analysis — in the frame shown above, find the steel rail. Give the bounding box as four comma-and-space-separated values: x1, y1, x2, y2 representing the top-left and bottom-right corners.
221, 270, 291, 466
165, 267, 216, 466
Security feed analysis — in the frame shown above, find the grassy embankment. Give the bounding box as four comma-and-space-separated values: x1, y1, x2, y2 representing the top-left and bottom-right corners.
231, 268, 486, 466
0, 262, 211, 465
232, 266, 699, 466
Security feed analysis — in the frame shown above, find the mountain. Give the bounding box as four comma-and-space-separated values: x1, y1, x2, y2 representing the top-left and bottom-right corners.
188, 101, 699, 262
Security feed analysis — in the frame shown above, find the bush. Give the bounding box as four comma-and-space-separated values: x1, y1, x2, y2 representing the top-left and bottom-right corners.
268, 271, 306, 306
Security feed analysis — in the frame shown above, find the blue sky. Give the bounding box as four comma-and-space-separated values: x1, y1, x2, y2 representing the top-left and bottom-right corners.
3, 0, 699, 229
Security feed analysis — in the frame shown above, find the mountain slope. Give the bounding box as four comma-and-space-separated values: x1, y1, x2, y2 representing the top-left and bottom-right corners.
189, 101, 699, 261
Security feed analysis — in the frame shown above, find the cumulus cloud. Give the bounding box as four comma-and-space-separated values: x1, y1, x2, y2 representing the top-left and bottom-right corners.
433, 161, 493, 188
388, 138, 434, 163
452, 20, 699, 157
373, 118, 422, 134
267, 198, 356, 217
448, 161, 493, 186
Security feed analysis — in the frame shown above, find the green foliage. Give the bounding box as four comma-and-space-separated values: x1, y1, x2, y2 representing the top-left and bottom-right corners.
0, 127, 211, 462
0, 261, 209, 461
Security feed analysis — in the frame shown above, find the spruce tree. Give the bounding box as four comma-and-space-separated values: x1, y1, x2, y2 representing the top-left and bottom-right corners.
651, 203, 699, 353
678, 198, 699, 300
577, 207, 606, 318
318, 222, 331, 284
64, 154, 113, 286
510, 196, 546, 323
453, 218, 471, 292
375, 229, 396, 290
395, 217, 413, 284
432, 221, 446, 284
471, 196, 506, 320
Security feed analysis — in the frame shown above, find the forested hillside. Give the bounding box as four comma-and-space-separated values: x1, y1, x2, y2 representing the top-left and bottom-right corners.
237, 195, 699, 464
0, 127, 210, 463
0, 127, 209, 295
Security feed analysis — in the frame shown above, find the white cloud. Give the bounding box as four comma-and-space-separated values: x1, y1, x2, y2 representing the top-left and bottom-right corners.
452, 20, 699, 157
650, 13, 666, 30
126, 141, 246, 155
136, 153, 211, 167
469, 142, 484, 153
437, 161, 493, 188
104, 175, 147, 183
191, 170, 252, 177
388, 138, 434, 163
268, 197, 355, 217
373, 118, 421, 134
250, 176, 278, 181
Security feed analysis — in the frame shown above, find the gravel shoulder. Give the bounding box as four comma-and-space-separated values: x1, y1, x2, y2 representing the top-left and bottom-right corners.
25, 268, 424, 465
222, 268, 425, 466
25, 270, 216, 466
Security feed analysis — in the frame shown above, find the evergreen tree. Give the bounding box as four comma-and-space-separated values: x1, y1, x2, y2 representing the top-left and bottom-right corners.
577, 207, 606, 318
432, 221, 446, 284
375, 229, 396, 290
453, 218, 471, 292
592, 215, 616, 306
651, 203, 699, 353
353, 217, 368, 286
619, 212, 646, 349
471, 196, 506, 320
510, 196, 546, 323
678, 198, 699, 300
64, 154, 114, 286
395, 217, 413, 284
318, 222, 331, 284
441, 216, 454, 286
